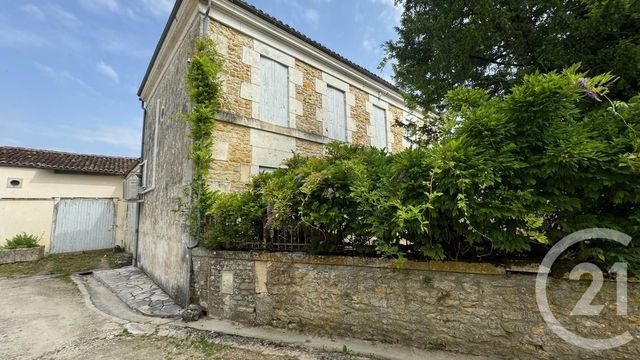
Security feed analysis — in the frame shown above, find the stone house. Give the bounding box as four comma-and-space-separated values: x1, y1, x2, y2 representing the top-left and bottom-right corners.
0, 146, 138, 253
134, 0, 418, 305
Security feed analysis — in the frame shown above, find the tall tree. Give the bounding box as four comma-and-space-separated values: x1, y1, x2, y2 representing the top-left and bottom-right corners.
385, 0, 640, 109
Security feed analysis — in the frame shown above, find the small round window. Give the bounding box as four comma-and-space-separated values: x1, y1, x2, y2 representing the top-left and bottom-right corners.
7, 178, 22, 188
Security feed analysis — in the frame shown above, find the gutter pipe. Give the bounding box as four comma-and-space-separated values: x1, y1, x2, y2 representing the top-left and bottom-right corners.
132, 100, 147, 267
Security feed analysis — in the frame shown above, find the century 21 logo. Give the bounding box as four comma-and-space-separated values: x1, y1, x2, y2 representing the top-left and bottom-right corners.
535, 229, 633, 350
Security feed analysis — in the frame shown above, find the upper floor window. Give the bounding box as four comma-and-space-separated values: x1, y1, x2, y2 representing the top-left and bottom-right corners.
325, 86, 347, 141
371, 105, 388, 149
260, 56, 288, 127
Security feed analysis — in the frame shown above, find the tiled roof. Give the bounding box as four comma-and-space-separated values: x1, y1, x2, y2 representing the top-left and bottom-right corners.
0, 146, 139, 176
139, 0, 399, 96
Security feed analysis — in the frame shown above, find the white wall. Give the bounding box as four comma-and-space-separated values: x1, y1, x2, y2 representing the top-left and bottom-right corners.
0, 166, 126, 252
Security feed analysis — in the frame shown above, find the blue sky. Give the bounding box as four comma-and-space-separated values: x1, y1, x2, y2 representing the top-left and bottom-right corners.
0, 0, 401, 157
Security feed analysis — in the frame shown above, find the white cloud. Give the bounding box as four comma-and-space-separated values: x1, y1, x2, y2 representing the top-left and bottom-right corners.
94, 30, 151, 58
50, 5, 79, 27
369, 0, 402, 27
78, 0, 119, 13
20, 4, 45, 20
363, 39, 375, 52
64, 123, 142, 152
78, 0, 172, 19
33, 62, 89, 89
78, 0, 137, 20
96, 61, 120, 83
0, 26, 49, 47
0, 137, 20, 146
136, 0, 174, 17
20, 4, 78, 27
304, 8, 320, 26
0, 117, 141, 154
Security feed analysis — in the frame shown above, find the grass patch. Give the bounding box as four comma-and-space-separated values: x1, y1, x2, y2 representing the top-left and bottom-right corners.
0, 250, 131, 278
189, 336, 226, 357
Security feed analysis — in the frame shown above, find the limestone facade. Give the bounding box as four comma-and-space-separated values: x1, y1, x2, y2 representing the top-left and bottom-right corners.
208, 20, 413, 190
136, 0, 416, 305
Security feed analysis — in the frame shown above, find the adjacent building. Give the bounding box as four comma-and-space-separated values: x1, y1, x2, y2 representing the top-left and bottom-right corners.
135, 0, 418, 305
0, 146, 138, 253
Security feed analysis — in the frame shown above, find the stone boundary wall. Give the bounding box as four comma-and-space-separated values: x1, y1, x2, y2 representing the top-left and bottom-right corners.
0, 246, 44, 265
191, 249, 640, 359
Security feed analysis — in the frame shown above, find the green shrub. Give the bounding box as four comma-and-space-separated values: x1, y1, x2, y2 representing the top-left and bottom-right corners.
202, 191, 265, 250
4, 233, 41, 249
201, 67, 640, 269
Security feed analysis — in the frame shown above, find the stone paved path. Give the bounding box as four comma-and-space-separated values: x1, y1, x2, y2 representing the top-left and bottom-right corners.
93, 266, 182, 318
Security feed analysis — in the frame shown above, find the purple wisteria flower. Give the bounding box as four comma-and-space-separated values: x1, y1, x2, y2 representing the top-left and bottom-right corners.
577, 77, 601, 101
327, 187, 335, 195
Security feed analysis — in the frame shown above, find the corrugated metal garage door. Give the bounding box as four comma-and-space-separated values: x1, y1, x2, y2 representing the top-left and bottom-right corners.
50, 198, 115, 254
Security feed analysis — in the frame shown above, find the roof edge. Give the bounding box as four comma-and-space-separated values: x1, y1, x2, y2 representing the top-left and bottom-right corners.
138, 0, 401, 99
0, 146, 139, 176
137, 0, 185, 97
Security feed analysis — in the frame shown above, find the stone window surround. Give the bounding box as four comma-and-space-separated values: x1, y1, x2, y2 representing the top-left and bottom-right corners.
315, 73, 356, 143
239, 40, 303, 128
366, 94, 394, 150
204, 11, 420, 148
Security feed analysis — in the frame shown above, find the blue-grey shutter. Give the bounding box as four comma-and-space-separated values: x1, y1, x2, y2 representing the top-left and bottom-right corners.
372, 106, 388, 149
326, 86, 346, 141
260, 57, 289, 127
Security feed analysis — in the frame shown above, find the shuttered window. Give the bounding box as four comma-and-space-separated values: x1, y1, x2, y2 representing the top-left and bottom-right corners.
371, 105, 388, 149
326, 86, 347, 141
260, 56, 289, 127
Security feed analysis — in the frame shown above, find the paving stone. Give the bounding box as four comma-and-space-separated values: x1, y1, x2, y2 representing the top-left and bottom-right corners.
93, 266, 182, 318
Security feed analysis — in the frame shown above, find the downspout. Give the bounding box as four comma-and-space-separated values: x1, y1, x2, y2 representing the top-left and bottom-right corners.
202, 0, 212, 35
136, 99, 159, 267
133, 99, 147, 267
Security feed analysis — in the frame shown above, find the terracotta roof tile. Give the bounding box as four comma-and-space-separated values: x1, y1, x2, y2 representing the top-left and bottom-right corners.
0, 146, 139, 176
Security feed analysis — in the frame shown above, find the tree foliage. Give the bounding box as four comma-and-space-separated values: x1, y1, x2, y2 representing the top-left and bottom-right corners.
385, 0, 640, 109
204, 69, 640, 271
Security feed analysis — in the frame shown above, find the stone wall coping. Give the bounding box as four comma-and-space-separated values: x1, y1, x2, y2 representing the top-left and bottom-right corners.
191, 248, 506, 276
216, 111, 330, 145
0, 246, 45, 265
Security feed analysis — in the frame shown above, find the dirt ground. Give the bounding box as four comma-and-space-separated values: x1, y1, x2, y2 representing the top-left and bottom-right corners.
0, 254, 474, 360
0, 276, 302, 360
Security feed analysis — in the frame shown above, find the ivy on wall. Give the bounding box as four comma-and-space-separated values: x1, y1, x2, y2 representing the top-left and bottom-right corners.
182, 38, 223, 240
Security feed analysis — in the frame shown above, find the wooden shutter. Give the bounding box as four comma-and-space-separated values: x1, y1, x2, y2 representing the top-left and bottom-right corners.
372, 105, 388, 149
326, 86, 346, 141
260, 57, 289, 127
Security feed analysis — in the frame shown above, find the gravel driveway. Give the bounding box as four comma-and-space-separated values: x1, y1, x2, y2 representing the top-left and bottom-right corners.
0, 276, 301, 360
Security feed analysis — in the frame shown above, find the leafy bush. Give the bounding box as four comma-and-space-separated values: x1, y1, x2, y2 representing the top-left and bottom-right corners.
202, 191, 265, 250
4, 233, 41, 249
202, 67, 640, 268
